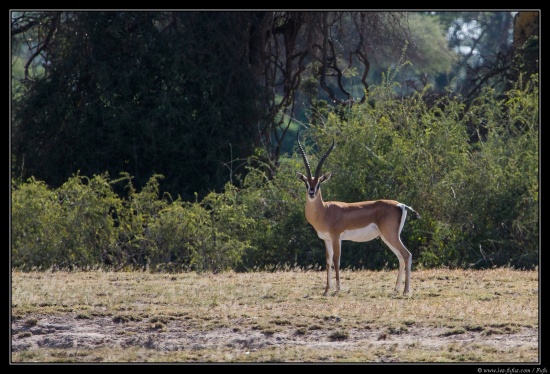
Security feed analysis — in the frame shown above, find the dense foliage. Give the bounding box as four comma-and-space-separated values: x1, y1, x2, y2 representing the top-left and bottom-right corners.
11, 75, 539, 271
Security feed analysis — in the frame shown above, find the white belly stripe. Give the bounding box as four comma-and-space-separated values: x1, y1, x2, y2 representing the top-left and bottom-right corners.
317, 223, 380, 242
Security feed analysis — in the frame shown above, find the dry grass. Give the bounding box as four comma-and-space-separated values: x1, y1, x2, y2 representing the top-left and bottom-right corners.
11, 267, 539, 363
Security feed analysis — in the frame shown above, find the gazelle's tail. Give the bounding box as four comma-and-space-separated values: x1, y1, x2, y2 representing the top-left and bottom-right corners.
405, 204, 421, 220
398, 203, 421, 220
396, 203, 420, 235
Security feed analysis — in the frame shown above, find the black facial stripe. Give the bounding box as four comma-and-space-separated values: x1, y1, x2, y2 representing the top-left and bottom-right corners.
305, 179, 316, 197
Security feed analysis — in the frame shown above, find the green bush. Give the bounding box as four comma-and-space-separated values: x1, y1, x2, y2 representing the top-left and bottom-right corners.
147, 201, 207, 272
12, 173, 122, 269
12, 177, 65, 269
304, 76, 538, 269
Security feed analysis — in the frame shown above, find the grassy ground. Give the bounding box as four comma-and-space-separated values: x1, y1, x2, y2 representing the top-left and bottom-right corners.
11, 267, 539, 363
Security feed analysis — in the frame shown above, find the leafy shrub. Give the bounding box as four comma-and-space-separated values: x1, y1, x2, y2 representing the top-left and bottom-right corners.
12, 177, 65, 269
305, 75, 538, 269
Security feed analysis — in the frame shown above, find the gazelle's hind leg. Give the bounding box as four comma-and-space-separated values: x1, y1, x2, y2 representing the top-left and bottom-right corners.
381, 236, 412, 296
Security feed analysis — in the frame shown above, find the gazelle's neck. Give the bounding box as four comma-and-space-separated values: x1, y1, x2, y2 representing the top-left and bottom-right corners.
305, 189, 327, 227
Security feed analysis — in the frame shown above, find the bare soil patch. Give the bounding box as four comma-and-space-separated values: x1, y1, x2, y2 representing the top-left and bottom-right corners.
12, 314, 538, 361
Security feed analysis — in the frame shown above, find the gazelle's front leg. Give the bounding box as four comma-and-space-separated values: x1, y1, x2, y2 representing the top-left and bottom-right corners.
324, 240, 333, 296
332, 237, 342, 295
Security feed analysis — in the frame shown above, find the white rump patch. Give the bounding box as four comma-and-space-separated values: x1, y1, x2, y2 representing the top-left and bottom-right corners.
396, 203, 408, 234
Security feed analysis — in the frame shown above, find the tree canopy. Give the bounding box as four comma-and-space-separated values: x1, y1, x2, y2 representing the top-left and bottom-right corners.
11, 11, 537, 199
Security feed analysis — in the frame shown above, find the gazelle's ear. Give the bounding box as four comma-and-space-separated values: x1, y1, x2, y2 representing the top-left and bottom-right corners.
319, 172, 332, 184
296, 172, 308, 182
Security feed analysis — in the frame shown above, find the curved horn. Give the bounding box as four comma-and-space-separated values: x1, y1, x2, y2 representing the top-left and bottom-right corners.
314, 138, 335, 179
297, 130, 312, 179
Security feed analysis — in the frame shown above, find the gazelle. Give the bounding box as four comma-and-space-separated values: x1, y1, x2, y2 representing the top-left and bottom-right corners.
296, 132, 420, 296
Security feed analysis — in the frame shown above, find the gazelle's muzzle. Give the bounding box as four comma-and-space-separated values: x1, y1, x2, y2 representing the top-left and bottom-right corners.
306, 181, 320, 199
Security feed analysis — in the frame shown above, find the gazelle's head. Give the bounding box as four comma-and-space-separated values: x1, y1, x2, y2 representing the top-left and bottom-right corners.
296, 131, 335, 200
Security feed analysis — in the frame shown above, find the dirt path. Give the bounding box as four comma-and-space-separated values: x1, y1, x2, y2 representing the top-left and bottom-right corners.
11, 314, 539, 358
